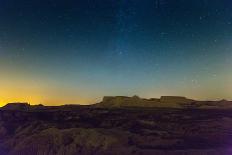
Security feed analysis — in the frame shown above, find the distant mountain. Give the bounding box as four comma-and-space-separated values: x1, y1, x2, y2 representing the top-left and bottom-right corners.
94, 96, 232, 109
1, 102, 31, 110
95, 96, 186, 108
1, 103, 45, 111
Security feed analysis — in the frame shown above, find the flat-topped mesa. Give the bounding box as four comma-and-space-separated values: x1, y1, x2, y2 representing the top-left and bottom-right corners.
101, 96, 148, 107
160, 96, 194, 103
103, 95, 141, 103
2, 102, 30, 111
97, 96, 195, 108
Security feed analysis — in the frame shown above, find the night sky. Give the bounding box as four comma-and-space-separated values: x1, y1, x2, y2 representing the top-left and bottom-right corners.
0, 0, 231, 105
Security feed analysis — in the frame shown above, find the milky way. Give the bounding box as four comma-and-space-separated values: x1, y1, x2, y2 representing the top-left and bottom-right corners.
0, 0, 231, 105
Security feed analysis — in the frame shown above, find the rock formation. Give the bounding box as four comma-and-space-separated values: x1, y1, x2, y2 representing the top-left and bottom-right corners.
95, 96, 195, 108
95, 96, 232, 109
1, 102, 30, 111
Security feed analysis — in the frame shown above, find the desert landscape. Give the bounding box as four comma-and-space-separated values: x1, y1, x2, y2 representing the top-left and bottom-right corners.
1, 0, 231, 155
1, 96, 232, 155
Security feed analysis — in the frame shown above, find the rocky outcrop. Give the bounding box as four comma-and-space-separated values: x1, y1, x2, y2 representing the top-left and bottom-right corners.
95, 96, 232, 109
99, 95, 158, 108
160, 96, 194, 103
2, 103, 30, 111
95, 96, 195, 108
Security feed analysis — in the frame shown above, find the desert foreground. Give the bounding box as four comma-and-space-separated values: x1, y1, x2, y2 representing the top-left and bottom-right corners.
1, 96, 232, 155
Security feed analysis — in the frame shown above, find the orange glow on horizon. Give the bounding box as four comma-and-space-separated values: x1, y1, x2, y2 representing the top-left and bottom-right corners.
0, 96, 98, 107
0, 75, 101, 107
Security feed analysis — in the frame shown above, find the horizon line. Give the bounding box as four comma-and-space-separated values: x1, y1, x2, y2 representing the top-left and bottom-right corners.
1, 95, 230, 107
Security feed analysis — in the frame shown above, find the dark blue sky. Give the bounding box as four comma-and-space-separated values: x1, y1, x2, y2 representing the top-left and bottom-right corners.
0, 0, 231, 105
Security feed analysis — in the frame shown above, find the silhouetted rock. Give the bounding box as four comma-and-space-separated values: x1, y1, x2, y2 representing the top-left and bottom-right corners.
2, 103, 30, 111
160, 96, 194, 103
95, 96, 232, 109
96, 96, 195, 108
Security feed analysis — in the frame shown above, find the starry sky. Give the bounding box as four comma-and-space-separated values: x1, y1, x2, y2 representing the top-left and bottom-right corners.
0, 0, 231, 105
